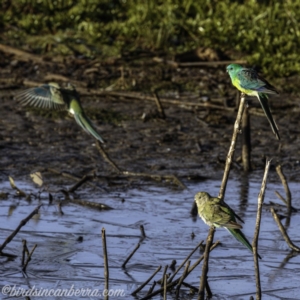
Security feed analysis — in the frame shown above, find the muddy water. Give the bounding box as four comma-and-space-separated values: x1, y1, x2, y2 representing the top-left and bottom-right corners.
0, 174, 299, 300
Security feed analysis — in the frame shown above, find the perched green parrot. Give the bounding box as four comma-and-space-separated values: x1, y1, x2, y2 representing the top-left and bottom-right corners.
226, 63, 280, 140
194, 191, 261, 258
15, 83, 104, 143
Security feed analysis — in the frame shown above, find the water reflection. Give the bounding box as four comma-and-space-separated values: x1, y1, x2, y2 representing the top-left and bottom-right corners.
0, 177, 299, 299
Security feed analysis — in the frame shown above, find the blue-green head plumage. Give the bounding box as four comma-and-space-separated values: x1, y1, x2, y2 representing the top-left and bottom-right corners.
226, 64, 243, 79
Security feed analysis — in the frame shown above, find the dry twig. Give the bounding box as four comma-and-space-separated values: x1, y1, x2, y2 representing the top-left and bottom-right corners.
218, 93, 246, 199
241, 107, 251, 171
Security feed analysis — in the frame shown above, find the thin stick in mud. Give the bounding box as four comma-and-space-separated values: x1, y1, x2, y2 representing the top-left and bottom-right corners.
153, 90, 166, 119
96, 142, 186, 189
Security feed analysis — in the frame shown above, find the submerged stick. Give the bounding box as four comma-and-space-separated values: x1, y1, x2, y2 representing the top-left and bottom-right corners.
22, 240, 29, 266
132, 265, 162, 295
270, 208, 300, 252
188, 241, 219, 275
275, 165, 292, 215
253, 159, 271, 300
205, 278, 212, 298
0, 205, 42, 253
147, 281, 157, 295
163, 273, 167, 300
176, 260, 190, 297
160, 265, 169, 287
168, 240, 203, 283
22, 244, 37, 272
140, 225, 146, 238
218, 93, 246, 199
140, 241, 219, 300
101, 228, 109, 300
69, 198, 113, 210
122, 242, 140, 268
198, 226, 215, 300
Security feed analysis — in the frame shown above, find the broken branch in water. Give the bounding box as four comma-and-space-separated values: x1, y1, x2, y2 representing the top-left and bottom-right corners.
253, 158, 271, 299
0, 205, 42, 254
68, 198, 113, 210
198, 226, 215, 300
122, 242, 140, 268
168, 239, 203, 283
101, 228, 109, 300
270, 208, 300, 252
140, 225, 146, 239
163, 273, 167, 300
139, 241, 220, 300
132, 265, 162, 296
147, 281, 157, 295
160, 265, 169, 287
176, 260, 190, 297
22, 239, 29, 266
22, 243, 37, 272
275, 165, 292, 215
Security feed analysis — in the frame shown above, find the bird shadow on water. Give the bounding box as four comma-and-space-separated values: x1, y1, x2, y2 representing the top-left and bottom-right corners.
0, 173, 299, 300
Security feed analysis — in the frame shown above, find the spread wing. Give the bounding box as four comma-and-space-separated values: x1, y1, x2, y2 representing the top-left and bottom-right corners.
15, 83, 66, 110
